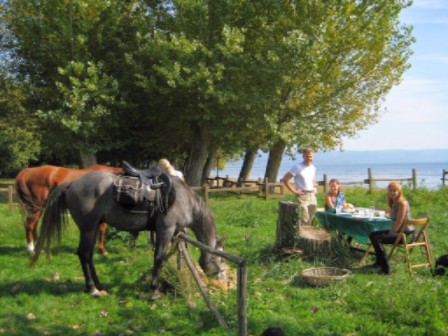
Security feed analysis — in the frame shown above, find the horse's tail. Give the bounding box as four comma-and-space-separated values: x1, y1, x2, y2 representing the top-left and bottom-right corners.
31, 182, 71, 266
15, 170, 39, 215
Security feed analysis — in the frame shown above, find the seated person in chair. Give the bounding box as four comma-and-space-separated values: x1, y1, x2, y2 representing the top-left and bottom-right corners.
325, 179, 347, 211
368, 182, 414, 275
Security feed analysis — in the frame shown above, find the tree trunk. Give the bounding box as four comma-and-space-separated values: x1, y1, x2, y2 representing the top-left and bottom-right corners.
202, 150, 217, 182
78, 149, 97, 168
237, 146, 258, 185
185, 122, 211, 186
265, 140, 286, 183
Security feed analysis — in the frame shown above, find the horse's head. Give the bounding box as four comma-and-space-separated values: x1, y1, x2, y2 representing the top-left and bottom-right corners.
199, 236, 227, 282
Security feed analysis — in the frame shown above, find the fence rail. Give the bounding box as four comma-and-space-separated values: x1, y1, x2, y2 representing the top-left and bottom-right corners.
176, 232, 248, 336
198, 168, 420, 200
0, 168, 428, 210
0, 180, 19, 213
320, 168, 418, 193
194, 177, 285, 203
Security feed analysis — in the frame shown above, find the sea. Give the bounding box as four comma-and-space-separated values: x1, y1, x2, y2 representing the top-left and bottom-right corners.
218, 149, 448, 190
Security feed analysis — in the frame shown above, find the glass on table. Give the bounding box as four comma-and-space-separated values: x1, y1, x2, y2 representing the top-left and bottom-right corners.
336, 206, 342, 214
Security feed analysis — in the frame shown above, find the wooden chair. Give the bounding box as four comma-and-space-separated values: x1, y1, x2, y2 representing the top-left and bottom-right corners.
387, 216, 433, 276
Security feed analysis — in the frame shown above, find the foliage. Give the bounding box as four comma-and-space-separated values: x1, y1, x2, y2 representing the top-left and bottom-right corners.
1, 187, 447, 335
1, 0, 414, 182
0, 70, 41, 174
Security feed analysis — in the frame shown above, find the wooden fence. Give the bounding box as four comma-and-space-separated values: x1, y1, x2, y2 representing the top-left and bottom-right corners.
194, 177, 285, 203
176, 232, 248, 336
442, 169, 448, 186
0, 181, 19, 213
198, 168, 420, 201
320, 168, 418, 193
0, 168, 424, 210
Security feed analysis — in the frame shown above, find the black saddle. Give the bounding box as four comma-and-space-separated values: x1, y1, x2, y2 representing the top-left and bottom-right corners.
115, 161, 172, 214
122, 160, 163, 186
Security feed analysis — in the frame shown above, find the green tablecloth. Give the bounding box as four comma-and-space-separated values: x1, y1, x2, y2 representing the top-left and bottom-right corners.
314, 211, 392, 244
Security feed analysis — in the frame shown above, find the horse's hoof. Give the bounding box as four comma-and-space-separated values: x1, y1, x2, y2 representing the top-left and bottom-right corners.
90, 288, 108, 297
99, 249, 108, 255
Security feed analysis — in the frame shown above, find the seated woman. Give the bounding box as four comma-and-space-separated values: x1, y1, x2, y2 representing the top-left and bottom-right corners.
325, 178, 346, 211
368, 181, 414, 275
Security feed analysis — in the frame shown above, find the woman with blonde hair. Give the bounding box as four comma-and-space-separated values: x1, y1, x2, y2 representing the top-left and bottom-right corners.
158, 158, 184, 180
368, 181, 413, 274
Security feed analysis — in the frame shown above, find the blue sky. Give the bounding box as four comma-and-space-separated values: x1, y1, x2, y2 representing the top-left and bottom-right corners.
343, 0, 448, 151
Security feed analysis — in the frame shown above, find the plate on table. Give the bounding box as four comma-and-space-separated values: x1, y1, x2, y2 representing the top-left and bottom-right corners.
352, 213, 371, 219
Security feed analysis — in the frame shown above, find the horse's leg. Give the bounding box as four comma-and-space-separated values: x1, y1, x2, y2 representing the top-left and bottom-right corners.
148, 231, 156, 248
77, 228, 107, 297
150, 226, 175, 300
24, 210, 41, 255
97, 222, 108, 255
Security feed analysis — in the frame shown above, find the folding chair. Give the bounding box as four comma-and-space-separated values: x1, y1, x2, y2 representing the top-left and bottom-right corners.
387, 216, 433, 276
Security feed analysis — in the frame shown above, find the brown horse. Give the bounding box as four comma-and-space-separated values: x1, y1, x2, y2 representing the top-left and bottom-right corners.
15, 164, 122, 255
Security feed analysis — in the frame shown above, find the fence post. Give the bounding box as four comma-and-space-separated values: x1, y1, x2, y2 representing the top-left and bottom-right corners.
367, 168, 373, 193
323, 174, 328, 193
257, 177, 263, 196
264, 177, 269, 200
412, 169, 417, 190
237, 261, 248, 336
442, 169, 447, 187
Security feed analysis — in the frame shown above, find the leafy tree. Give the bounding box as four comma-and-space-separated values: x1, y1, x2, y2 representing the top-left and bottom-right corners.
1, 0, 139, 167
0, 70, 40, 174
133, 0, 413, 185
0, 0, 414, 185
237, 0, 414, 182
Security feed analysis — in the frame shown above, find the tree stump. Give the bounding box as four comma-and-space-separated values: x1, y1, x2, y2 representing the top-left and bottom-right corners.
276, 201, 331, 256
298, 225, 331, 257
276, 201, 299, 249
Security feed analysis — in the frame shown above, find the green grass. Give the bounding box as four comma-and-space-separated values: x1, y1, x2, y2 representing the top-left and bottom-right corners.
1, 186, 448, 335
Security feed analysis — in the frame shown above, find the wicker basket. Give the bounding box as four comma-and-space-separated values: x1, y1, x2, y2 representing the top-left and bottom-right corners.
301, 267, 351, 287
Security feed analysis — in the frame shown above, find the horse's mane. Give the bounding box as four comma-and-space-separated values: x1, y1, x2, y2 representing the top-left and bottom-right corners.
182, 180, 216, 233
171, 178, 214, 223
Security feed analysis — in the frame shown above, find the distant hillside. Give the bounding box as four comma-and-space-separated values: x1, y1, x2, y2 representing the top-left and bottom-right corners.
314, 149, 448, 165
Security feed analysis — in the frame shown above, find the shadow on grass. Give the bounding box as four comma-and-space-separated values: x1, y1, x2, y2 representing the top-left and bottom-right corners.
0, 245, 28, 256
0, 312, 78, 336
0, 279, 86, 297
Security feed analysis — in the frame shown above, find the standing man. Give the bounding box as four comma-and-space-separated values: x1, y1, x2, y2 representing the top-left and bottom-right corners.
282, 147, 318, 226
